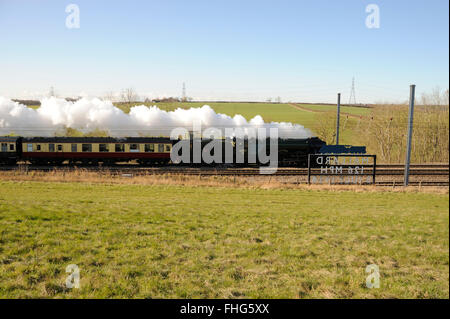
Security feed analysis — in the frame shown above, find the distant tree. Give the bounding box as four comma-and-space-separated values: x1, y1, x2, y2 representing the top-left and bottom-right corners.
421, 86, 450, 107
121, 88, 138, 104
313, 111, 336, 145
103, 91, 116, 102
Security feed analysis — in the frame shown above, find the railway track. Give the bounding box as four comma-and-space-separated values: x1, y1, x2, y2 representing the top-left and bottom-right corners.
1, 164, 448, 175
1, 164, 448, 186
375, 164, 449, 169
375, 181, 449, 187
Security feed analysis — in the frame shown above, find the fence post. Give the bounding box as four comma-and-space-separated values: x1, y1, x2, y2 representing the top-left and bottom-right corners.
404, 85, 416, 186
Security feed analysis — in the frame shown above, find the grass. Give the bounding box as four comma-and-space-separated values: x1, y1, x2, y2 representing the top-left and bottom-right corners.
117, 102, 319, 125
0, 179, 448, 298
113, 102, 368, 145
296, 104, 371, 116
116, 101, 368, 125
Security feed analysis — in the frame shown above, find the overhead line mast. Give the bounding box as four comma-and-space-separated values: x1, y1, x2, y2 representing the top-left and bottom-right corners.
349, 77, 356, 105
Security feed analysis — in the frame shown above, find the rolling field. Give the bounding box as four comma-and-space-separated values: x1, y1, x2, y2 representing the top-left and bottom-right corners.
115, 102, 369, 145
118, 101, 320, 125
295, 104, 371, 116
0, 181, 448, 298
117, 101, 369, 123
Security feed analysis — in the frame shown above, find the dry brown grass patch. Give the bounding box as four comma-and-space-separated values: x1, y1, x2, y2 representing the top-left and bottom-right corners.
0, 169, 447, 194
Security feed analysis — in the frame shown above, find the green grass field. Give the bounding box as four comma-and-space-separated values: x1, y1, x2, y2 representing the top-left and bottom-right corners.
0, 181, 448, 298
114, 102, 368, 145
118, 102, 320, 125
116, 101, 369, 124
296, 104, 371, 116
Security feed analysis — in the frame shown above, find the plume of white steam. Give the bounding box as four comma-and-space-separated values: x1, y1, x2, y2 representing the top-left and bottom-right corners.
0, 97, 312, 138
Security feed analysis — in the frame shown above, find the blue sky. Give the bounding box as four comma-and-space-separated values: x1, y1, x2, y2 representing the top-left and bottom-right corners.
0, 0, 448, 103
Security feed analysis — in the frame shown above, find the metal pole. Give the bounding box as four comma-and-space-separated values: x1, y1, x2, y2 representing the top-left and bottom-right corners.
336, 93, 341, 145
404, 85, 415, 186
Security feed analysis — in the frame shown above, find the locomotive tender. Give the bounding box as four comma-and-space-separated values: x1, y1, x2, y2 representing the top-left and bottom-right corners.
0, 135, 363, 167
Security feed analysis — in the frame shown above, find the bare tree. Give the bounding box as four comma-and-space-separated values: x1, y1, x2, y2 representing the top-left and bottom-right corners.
103, 91, 116, 102
121, 88, 138, 104
313, 111, 337, 145
421, 86, 450, 107
431, 86, 442, 106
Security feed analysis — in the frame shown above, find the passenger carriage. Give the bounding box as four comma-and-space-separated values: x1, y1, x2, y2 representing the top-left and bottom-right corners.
0, 136, 20, 165
20, 137, 173, 165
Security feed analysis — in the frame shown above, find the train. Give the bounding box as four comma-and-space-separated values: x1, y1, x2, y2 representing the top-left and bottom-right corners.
0, 135, 366, 167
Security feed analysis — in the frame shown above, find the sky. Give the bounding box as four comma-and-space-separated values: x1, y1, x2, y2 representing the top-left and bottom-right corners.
0, 0, 448, 103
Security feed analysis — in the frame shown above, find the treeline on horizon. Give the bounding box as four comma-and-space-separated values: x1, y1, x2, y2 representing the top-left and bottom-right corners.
10, 98, 448, 108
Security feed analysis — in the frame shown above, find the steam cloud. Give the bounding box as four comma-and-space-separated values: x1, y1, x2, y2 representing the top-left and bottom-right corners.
0, 97, 312, 138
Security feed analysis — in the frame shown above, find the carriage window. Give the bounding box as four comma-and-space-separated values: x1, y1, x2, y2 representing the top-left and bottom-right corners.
145, 144, 154, 152
71, 144, 77, 152
165, 144, 171, 152
115, 144, 124, 152
82, 144, 92, 152
130, 144, 139, 152
9, 144, 15, 151
49, 144, 55, 152
57, 144, 63, 151
99, 144, 109, 152
158, 144, 164, 152
37, 144, 41, 151
1, 143, 6, 152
